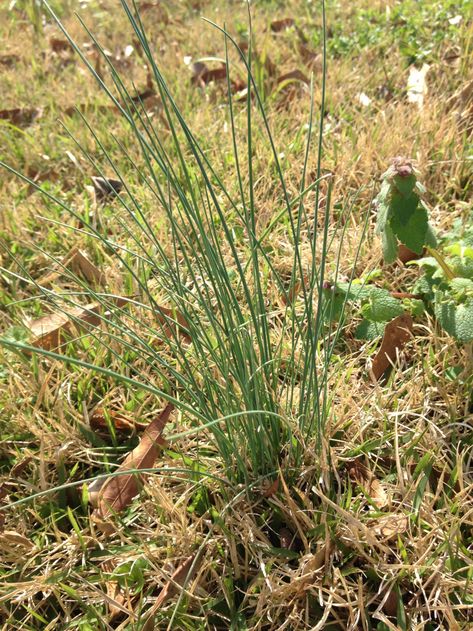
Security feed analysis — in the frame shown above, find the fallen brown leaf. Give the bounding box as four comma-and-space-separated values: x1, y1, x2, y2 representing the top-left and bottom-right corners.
64, 103, 119, 117
49, 37, 73, 54
0, 530, 34, 550
90, 408, 150, 435
270, 18, 295, 32
93, 403, 174, 526
68, 247, 106, 286
398, 243, 423, 264
37, 246, 106, 287
138, 0, 170, 22
154, 305, 191, 342
0, 107, 43, 127
262, 477, 280, 498
277, 69, 310, 87
371, 313, 414, 381
369, 513, 408, 541
141, 554, 200, 631
391, 291, 421, 300
380, 586, 399, 617
100, 559, 130, 621
10, 457, 33, 478
191, 61, 226, 86
28, 296, 131, 350
190, 61, 246, 92
91, 176, 124, 201
26, 165, 60, 191
281, 280, 302, 306
299, 43, 322, 68
347, 458, 388, 508
0, 54, 20, 67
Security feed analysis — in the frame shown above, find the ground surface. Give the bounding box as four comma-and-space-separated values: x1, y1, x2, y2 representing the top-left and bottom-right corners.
0, 1, 472, 629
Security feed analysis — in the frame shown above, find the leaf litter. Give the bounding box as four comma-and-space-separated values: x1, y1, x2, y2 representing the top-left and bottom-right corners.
346, 458, 389, 508
89, 408, 149, 436
27, 296, 131, 350
371, 313, 414, 381
93, 403, 174, 530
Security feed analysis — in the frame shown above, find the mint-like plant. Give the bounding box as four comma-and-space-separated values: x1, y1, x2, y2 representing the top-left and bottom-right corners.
324, 279, 423, 340
411, 234, 473, 343
324, 159, 473, 344
375, 156, 437, 262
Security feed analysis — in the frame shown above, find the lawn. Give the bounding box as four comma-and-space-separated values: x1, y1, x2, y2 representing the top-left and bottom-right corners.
0, 1, 472, 629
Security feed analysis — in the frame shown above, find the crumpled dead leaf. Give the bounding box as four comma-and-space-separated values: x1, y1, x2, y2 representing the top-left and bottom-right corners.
141, 554, 200, 631
49, 37, 73, 54
190, 60, 246, 92
93, 403, 174, 529
91, 176, 124, 201
371, 313, 414, 381
28, 296, 131, 350
397, 243, 423, 264
38, 246, 106, 287
0, 107, 43, 127
100, 558, 133, 621
277, 69, 310, 87
369, 513, 408, 541
270, 18, 295, 32
69, 247, 106, 285
347, 458, 388, 508
89, 408, 150, 436
0, 54, 20, 67
298, 43, 322, 68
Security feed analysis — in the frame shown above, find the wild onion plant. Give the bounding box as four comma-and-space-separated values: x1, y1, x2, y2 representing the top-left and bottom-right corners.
1, 0, 359, 485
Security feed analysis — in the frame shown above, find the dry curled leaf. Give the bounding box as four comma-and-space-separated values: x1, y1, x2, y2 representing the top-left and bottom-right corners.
10, 457, 33, 478
100, 559, 132, 621
270, 18, 295, 32
398, 243, 423, 264
49, 37, 73, 54
371, 313, 413, 381
154, 305, 191, 342
277, 69, 310, 87
347, 459, 388, 508
129, 87, 156, 105
0, 530, 34, 550
141, 554, 200, 631
262, 477, 280, 498
89, 408, 150, 435
93, 403, 174, 527
299, 43, 322, 68
37, 246, 106, 287
190, 61, 245, 92
0, 54, 20, 67
64, 103, 119, 117
369, 513, 408, 541
0, 107, 43, 127
191, 61, 226, 86
28, 296, 131, 350
91, 176, 124, 201
68, 247, 106, 286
